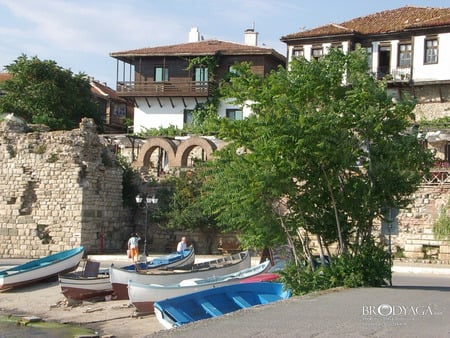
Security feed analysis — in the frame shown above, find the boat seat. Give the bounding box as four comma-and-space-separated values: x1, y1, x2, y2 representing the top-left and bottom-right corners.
164, 305, 193, 324
82, 260, 100, 277
258, 294, 279, 304
197, 298, 222, 317
229, 293, 252, 308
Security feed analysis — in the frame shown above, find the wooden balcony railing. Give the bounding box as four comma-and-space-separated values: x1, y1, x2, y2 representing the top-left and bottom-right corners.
423, 161, 450, 185
116, 80, 215, 97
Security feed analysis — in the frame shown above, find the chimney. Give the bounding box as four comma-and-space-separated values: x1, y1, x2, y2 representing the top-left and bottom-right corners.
244, 24, 258, 46
189, 27, 201, 42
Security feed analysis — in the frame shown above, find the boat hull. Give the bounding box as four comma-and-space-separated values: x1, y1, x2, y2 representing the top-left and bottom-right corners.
110, 250, 250, 300
59, 271, 113, 301
154, 282, 290, 329
128, 260, 271, 313
0, 247, 84, 290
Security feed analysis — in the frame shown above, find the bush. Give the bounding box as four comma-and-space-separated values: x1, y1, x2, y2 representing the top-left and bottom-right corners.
279, 243, 391, 296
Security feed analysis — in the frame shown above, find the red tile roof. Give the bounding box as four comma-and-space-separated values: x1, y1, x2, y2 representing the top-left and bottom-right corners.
110, 39, 285, 62
90, 80, 126, 102
281, 6, 450, 40
0, 73, 12, 82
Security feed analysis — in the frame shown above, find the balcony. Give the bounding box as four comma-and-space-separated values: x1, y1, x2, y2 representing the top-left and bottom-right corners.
376, 67, 411, 82
423, 161, 450, 185
116, 80, 215, 97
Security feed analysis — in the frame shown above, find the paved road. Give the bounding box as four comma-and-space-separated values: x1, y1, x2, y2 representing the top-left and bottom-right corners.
148, 273, 450, 338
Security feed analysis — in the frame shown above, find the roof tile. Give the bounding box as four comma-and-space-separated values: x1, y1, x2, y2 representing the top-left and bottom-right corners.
282, 6, 450, 40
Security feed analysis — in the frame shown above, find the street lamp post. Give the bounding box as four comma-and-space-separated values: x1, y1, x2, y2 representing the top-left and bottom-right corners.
135, 194, 158, 258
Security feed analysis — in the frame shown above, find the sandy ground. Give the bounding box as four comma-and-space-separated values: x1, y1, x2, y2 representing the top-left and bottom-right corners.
0, 279, 163, 338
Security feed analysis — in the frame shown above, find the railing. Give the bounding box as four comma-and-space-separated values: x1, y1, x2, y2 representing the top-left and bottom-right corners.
376, 67, 411, 82
116, 80, 214, 97
423, 161, 450, 185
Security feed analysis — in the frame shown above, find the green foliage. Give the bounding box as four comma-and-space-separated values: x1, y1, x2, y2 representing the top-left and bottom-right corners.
166, 169, 220, 234
33, 144, 47, 154
0, 54, 103, 131
418, 116, 450, 129
139, 124, 185, 137
279, 242, 391, 295
116, 155, 140, 208
433, 199, 450, 240
6, 144, 16, 158
203, 48, 433, 253
47, 153, 59, 163
185, 56, 219, 82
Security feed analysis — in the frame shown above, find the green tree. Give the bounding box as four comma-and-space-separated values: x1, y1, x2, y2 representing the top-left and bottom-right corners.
0, 54, 102, 131
166, 169, 221, 253
202, 48, 433, 267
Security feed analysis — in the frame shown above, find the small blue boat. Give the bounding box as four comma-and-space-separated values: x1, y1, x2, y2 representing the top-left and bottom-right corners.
0, 246, 84, 290
154, 282, 291, 329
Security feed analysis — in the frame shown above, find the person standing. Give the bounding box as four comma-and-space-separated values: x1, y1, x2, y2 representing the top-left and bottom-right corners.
177, 236, 187, 253
128, 233, 141, 262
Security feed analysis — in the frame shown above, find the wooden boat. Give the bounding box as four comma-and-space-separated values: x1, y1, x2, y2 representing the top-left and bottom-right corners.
0, 246, 84, 291
58, 249, 194, 301
154, 282, 291, 329
128, 260, 271, 313
239, 272, 280, 283
59, 259, 113, 301
110, 250, 251, 300
121, 248, 195, 271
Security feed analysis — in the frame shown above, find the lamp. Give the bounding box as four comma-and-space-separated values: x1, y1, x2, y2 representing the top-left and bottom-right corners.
135, 195, 158, 257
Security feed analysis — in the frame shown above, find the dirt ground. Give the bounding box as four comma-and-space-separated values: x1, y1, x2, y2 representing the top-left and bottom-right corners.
0, 279, 163, 338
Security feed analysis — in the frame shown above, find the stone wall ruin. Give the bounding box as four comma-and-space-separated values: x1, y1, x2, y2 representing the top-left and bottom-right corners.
0, 117, 132, 258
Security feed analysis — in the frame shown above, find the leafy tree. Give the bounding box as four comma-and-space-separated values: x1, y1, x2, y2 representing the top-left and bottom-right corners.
202, 48, 433, 269
165, 169, 221, 252
0, 54, 103, 131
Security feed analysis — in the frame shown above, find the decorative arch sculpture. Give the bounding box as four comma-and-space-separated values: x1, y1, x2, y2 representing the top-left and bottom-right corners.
174, 136, 218, 167
134, 137, 177, 169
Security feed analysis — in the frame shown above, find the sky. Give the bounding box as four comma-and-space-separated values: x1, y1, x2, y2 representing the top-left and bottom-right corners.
0, 0, 449, 88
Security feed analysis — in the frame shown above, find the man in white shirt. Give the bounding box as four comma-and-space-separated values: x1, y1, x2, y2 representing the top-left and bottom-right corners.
177, 236, 187, 252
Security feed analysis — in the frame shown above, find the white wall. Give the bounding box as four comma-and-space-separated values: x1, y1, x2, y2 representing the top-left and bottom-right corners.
133, 97, 207, 133
133, 97, 251, 132
412, 33, 450, 81
217, 99, 254, 119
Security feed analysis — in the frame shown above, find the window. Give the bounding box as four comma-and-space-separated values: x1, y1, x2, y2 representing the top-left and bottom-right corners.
184, 109, 193, 125
311, 47, 323, 61
154, 67, 169, 82
365, 46, 373, 69
331, 44, 343, 52
293, 48, 304, 59
398, 43, 412, 67
424, 38, 438, 64
445, 143, 450, 162
228, 65, 239, 75
194, 66, 208, 82
226, 109, 243, 120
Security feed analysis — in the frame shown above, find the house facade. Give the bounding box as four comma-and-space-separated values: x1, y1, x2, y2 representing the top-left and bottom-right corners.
281, 6, 450, 260
110, 27, 285, 133
89, 78, 133, 133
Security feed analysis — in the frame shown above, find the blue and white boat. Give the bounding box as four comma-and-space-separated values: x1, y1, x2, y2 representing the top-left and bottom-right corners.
128, 260, 271, 313
0, 246, 84, 290
154, 282, 291, 329
121, 248, 195, 271
110, 250, 250, 300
